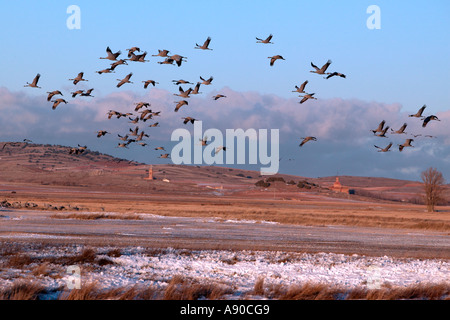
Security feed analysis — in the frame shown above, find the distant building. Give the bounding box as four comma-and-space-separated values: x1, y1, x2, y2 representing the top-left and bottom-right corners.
144, 165, 154, 180
329, 177, 354, 194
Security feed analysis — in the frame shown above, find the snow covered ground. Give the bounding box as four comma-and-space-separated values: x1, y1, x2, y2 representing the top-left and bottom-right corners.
1, 209, 448, 299
0, 245, 448, 299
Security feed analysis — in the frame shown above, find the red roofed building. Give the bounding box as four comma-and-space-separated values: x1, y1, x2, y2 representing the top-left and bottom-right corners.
330, 177, 354, 194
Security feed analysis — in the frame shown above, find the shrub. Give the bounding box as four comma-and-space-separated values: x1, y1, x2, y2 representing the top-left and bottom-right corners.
297, 181, 311, 189
255, 180, 270, 188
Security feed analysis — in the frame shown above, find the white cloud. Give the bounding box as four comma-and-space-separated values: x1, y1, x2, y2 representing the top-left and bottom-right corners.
0, 86, 448, 181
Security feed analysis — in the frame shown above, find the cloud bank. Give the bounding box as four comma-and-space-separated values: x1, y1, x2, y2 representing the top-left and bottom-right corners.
0, 86, 448, 181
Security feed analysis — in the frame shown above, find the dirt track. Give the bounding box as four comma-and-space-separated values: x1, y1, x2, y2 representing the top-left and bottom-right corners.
1, 209, 449, 259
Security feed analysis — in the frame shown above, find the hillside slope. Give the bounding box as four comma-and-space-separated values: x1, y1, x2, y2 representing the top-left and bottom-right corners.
1, 141, 448, 203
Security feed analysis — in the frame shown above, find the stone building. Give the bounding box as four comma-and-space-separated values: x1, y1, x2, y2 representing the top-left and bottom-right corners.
329, 177, 354, 194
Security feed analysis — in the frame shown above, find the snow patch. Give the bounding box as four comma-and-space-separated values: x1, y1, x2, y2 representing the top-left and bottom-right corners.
0, 246, 448, 299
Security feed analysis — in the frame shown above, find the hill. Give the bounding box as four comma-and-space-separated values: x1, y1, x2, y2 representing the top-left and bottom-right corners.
0, 141, 448, 204
0, 142, 300, 195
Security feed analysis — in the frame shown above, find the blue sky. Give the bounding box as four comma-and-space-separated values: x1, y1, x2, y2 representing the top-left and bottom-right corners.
0, 1, 449, 180
1, 0, 449, 109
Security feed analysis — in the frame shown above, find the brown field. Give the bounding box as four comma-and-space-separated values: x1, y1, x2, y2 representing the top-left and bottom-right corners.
1, 142, 449, 258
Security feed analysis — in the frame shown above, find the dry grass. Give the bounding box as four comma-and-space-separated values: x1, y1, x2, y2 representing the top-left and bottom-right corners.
261, 280, 450, 300
1, 276, 447, 300
55, 198, 450, 232
59, 282, 100, 300
6, 253, 34, 268
163, 275, 232, 300
54, 280, 450, 300
50, 212, 142, 220
59, 283, 158, 300
0, 281, 47, 300
364, 283, 450, 300
42, 247, 114, 267
68, 247, 97, 264
4, 182, 449, 232
106, 248, 122, 258
57, 276, 231, 300
31, 262, 53, 277
253, 277, 265, 296
267, 282, 339, 300
59, 282, 157, 300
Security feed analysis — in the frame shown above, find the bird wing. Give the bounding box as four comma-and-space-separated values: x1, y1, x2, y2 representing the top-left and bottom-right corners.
381, 126, 389, 134
299, 138, 307, 147
418, 105, 426, 116
299, 80, 308, 91
311, 62, 319, 71
32, 74, 40, 85
320, 60, 332, 72
376, 120, 385, 131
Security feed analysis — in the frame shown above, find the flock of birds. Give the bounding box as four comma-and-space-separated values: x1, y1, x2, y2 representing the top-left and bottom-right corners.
22, 33, 440, 163
23, 37, 227, 159
371, 104, 441, 153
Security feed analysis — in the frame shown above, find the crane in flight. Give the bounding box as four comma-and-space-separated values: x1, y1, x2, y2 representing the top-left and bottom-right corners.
409, 105, 426, 118
299, 136, 317, 147
195, 36, 212, 50
299, 93, 317, 104
310, 60, 332, 75
390, 123, 407, 134
374, 142, 392, 152
268, 55, 285, 66
398, 139, 414, 152
116, 73, 133, 88
69, 72, 88, 85
422, 115, 440, 128
24, 73, 41, 88
256, 34, 273, 44
100, 46, 121, 61
292, 80, 309, 94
